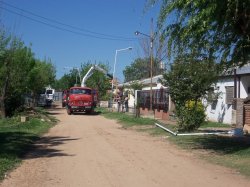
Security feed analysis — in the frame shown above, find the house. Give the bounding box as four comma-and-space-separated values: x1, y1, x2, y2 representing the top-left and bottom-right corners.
116, 75, 173, 120
205, 64, 250, 131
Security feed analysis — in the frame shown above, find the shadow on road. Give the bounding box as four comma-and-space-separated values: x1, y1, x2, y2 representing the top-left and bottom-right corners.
0, 132, 77, 161
24, 136, 78, 159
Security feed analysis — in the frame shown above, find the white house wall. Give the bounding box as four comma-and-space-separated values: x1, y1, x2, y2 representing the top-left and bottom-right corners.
240, 76, 250, 98
205, 78, 234, 124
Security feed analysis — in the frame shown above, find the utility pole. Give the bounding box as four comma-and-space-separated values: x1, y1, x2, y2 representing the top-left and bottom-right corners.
149, 18, 154, 112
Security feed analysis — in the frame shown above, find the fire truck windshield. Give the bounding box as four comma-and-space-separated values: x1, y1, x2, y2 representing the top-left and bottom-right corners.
70, 88, 91, 95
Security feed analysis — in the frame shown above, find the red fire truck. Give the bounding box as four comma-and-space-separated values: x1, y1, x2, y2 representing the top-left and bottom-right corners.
65, 65, 111, 115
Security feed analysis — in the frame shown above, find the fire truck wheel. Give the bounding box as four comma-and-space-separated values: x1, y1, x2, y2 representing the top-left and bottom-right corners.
67, 109, 72, 115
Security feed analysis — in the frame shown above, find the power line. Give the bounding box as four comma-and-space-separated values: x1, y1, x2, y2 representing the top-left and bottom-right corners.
0, 2, 136, 41
2, 1, 135, 40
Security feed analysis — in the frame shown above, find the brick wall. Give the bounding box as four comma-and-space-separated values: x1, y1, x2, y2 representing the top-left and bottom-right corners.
235, 98, 244, 128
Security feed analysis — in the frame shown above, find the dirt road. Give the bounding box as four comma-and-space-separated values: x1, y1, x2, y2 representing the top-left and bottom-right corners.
1, 105, 250, 187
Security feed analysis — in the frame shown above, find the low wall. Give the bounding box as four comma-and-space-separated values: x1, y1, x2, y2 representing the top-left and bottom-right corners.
140, 108, 169, 120
99, 101, 109, 108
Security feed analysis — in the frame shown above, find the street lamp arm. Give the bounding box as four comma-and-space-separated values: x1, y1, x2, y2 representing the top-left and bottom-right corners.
116, 47, 133, 53
135, 31, 151, 38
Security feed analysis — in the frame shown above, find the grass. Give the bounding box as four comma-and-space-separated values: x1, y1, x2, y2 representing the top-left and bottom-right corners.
168, 135, 250, 176
0, 108, 56, 180
96, 107, 156, 128
98, 107, 250, 177
200, 121, 231, 128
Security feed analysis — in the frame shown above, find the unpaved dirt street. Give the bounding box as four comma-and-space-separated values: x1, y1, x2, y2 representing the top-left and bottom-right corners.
1, 105, 250, 187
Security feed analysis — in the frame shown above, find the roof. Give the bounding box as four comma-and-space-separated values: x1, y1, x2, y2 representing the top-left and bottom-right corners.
118, 75, 163, 87
222, 63, 250, 76
236, 64, 250, 75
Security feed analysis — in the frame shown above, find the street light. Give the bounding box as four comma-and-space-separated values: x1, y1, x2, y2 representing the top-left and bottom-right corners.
135, 29, 154, 112
110, 47, 132, 109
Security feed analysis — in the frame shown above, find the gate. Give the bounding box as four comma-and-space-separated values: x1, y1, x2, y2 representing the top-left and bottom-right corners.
137, 88, 169, 111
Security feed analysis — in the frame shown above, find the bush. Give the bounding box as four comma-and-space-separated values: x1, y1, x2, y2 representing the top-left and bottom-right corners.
176, 100, 206, 132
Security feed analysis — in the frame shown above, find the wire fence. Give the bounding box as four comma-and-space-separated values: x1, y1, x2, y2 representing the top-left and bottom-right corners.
137, 88, 169, 111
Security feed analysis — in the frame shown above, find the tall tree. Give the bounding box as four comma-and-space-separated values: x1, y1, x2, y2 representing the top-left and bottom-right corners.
27, 59, 56, 107
149, 0, 250, 67
162, 53, 220, 131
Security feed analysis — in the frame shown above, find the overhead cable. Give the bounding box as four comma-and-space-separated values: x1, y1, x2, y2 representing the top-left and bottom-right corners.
1, 2, 136, 41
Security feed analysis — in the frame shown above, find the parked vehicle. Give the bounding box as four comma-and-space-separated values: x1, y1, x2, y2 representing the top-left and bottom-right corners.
65, 65, 112, 114
62, 89, 69, 107
66, 87, 95, 115
38, 86, 55, 107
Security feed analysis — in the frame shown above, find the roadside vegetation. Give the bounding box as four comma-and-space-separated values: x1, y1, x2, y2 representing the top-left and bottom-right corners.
98, 107, 250, 177
0, 108, 57, 180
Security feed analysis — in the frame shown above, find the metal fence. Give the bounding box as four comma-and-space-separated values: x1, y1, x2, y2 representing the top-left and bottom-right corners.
136, 88, 169, 111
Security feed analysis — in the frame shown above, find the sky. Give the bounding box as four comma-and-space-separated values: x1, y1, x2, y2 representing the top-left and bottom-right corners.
0, 0, 161, 83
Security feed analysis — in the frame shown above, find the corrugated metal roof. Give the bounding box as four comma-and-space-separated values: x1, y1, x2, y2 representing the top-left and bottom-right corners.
118, 75, 163, 87
236, 64, 250, 74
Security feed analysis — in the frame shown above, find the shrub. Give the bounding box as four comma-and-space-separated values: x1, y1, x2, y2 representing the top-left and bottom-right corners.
176, 100, 206, 132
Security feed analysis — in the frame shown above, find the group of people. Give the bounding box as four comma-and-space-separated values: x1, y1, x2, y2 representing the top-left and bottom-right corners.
114, 90, 129, 112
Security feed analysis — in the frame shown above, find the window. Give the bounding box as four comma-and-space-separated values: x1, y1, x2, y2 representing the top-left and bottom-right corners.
211, 100, 218, 110
71, 88, 92, 95
225, 86, 234, 104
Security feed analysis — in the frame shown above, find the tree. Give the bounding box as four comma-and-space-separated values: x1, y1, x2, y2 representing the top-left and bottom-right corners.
161, 53, 220, 131
123, 57, 164, 82
0, 31, 36, 117
0, 28, 56, 117
80, 62, 112, 100
123, 58, 149, 82
53, 73, 77, 91
27, 59, 56, 107
149, 0, 250, 67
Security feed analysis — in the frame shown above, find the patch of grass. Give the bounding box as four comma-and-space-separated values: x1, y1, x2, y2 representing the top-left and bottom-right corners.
0, 111, 56, 180
168, 135, 250, 176
97, 107, 156, 128
200, 121, 231, 128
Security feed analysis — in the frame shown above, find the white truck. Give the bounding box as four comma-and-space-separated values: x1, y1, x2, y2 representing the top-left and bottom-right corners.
38, 86, 55, 106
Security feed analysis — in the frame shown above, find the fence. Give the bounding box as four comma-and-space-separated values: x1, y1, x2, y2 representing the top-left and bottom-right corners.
137, 88, 169, 111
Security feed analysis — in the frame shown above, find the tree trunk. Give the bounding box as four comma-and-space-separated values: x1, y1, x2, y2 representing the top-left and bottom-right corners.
0, 97, 6, 118
0, 76, 9, 118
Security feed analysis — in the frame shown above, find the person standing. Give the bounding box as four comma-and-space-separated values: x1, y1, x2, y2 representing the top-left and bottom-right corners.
124, 94, 129, 112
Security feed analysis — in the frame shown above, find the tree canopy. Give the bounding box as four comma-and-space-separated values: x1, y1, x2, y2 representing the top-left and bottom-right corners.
161, 53, 220, 131
149, 0, 250, 67
55, 61, 112, 100
0, 29, 56, 117
123, 57, 165, 82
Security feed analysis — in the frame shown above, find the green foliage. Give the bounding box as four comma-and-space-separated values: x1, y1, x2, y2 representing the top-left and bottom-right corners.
123, 58, 150, 82
0, 111, 55, 180
149, 0, 250, 67
176, 100, 206, 131
0, 28, 56, 117
123, 57, 164, 82
53, 73, 77, 90
162, 54, 219, 131
56, 61, 112, 100
168, 135, 250, 176
162, 54, 220, 105
81, 62, 111, 100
